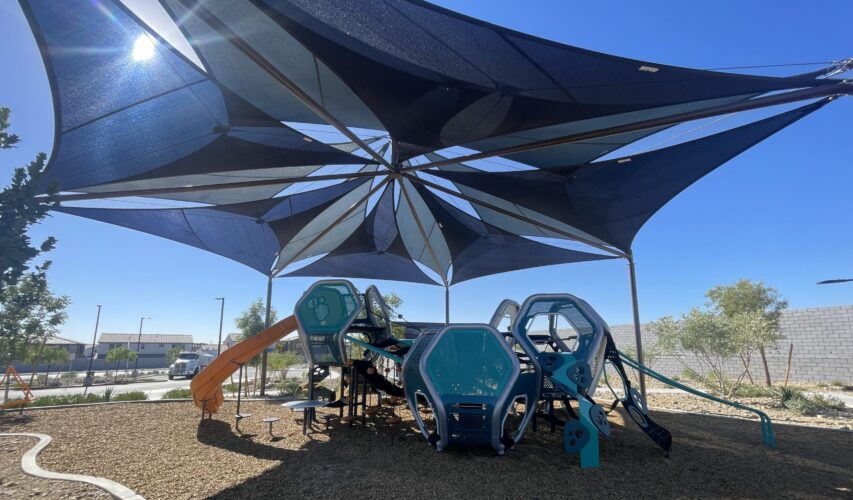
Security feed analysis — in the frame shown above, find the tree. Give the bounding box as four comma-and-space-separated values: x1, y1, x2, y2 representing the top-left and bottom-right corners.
0, 108, 58, 295
706, 279, 786, 386
0, 266, 69, 369
105, 347, 136, 381
39, 346, 68, 383
651, 307, 778, 397
383, 292, 406, 338
165, 347, 182, 365
235, 299, 277, 396
268, 350, 302, 384
0, 107, 64, 369
236, 298, 278, 340
0, 107, 19, 149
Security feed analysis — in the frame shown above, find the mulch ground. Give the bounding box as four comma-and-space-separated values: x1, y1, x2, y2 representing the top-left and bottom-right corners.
1, 400, 851, 499
0, 436, 110, 499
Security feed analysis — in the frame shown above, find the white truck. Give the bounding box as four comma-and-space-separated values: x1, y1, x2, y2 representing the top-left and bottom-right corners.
168, 352, 214, 380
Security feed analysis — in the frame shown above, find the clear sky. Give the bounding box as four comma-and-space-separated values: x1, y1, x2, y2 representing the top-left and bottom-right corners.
1, 1, 851, 345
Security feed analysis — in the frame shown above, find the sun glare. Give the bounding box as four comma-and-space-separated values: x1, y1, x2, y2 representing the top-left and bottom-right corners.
132, 34, 156, 61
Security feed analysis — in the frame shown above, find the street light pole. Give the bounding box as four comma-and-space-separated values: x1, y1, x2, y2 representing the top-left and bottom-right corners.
133, 316, 150, 377
84, 305, 102, 387
215, 298, 225, 356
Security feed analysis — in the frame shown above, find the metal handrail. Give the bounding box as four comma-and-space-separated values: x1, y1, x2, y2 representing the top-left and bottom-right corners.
344, 335, 404, 364
618, 351, 775, 448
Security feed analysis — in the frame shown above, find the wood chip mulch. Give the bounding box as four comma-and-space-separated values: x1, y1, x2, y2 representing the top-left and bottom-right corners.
1, 400, 851, 499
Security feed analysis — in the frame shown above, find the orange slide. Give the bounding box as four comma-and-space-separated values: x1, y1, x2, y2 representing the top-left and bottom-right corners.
191, 315, 298, 414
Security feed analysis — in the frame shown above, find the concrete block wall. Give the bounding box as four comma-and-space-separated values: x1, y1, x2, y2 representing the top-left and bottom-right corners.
609, 304, 853, 384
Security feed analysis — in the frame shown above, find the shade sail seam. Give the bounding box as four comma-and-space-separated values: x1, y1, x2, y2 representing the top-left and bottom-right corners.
181, 0, 393, 170
60, 80, 208, 135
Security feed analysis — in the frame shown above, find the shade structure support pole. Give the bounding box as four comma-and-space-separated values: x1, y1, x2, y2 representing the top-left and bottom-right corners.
444, 283, 450, 325
627, 253, 647, 401
259, 275, 273, 397
177, 0, 392, 171
403, 83, 851, 173
404, 173, 625, 258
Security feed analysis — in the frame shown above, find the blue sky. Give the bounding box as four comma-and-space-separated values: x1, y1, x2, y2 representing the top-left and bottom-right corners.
1, 1, 851, 345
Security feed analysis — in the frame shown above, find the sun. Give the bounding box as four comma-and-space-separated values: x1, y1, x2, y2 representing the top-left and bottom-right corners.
131, 34, 156, 61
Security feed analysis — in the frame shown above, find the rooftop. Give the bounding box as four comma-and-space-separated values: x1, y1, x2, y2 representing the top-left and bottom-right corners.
45, 336, 85, 346
98, 333, 194, 344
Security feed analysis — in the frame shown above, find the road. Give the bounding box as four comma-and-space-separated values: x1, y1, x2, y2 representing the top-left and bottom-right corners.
28, 365, 312, 400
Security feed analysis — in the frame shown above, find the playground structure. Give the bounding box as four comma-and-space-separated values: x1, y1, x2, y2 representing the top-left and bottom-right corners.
0, 366, 35, 410
193, 279, 732, 468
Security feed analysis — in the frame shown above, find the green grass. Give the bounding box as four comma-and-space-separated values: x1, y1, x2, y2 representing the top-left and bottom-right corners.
161, 388, 192, 399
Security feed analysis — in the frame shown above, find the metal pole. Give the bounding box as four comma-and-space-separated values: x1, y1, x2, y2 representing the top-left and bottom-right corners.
627, 254, 647, 400
215, 298, 225, 356
259, 276, 273, 397
444, 284, 450, 325
85, 305, 102, 386
133, 316, 148, 377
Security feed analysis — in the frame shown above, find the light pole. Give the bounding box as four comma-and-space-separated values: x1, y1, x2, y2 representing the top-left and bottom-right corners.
215, 298, 225, 356
133, 316, 150, 377
84, 305, 102, 387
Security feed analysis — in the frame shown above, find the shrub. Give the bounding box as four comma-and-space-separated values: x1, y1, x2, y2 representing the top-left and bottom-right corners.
809, 394, 845, 411
733, 384, 775, 398
30, 394, 103, 407
774, 387, 845, 415
222, 382, 239, 396
103, 387, 114, 402
112, 391, 148, 402
162, 388, 192, 399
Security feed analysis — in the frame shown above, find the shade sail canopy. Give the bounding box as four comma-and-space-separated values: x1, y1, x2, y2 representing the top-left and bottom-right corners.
431, 100, 829, 253
243, 0, 834, 159
21, 0, 372, 193
23, 0, 847, 287
55, 179, 371, 274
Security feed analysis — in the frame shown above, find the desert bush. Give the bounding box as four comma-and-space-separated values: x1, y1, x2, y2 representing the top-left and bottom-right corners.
733, 384, 776, 398
162, 388, 192, 399
29, 394, 102, 406
112, 391, 148, 402
103, 387, 114, 402
774, 387, 845, 415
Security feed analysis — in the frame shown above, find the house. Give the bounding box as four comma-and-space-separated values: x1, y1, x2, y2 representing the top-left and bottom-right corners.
97, 333, 194, 359
223, 333, 242, 348
45, 336, 86, 359
195, 343, 224, 356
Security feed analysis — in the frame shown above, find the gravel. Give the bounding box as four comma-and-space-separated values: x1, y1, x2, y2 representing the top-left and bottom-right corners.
1, 399, 851, 499
0, 436, 110, 499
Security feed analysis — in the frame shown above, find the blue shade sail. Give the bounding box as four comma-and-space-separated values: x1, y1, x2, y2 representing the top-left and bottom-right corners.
432, 101, 828, 253
410, 184, 615, 284
55, 179, 370, 274
283, 184, 438, 284
20, 0, 372, 193
249, 0, 835, 159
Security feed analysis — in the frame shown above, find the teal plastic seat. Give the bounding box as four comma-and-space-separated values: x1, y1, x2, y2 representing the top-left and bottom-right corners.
404, 324, 523, 454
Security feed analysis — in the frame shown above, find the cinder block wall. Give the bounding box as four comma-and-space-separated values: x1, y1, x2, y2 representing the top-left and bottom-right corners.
609, 304, 853, 384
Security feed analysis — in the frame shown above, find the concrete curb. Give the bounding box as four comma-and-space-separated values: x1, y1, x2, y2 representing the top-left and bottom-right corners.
1, 432, 144, 500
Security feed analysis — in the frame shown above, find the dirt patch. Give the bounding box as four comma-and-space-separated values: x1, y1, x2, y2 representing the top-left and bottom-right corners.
1, 400, 851, 499
0, 436, 111, 499
643, 392, 853, 429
